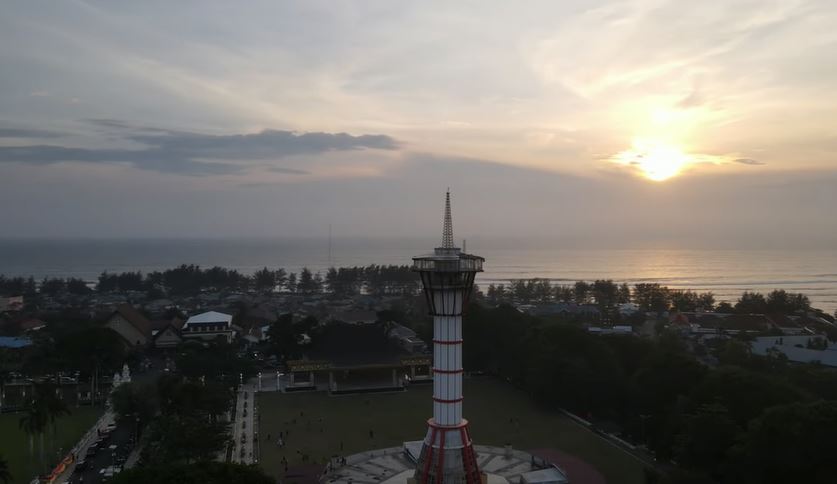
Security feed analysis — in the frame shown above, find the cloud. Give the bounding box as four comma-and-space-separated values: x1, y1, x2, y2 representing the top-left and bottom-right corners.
0, 123, 399, 176
733, 158, 766, 166
267, 166, 309, 175
0, 127, 65, 139
0, 145, 242, 176
676, 88, 704, 109
126, 129, 399, 160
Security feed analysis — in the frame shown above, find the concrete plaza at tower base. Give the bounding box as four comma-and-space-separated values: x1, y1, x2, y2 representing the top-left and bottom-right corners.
256, 378, 645, 484
322, 444, 570, 484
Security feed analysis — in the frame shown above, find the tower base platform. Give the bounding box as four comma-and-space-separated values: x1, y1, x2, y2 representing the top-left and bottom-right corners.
320, 444, 569, 484
413, 419, 480, 484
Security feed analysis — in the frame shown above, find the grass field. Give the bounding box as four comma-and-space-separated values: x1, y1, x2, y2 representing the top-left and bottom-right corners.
0, 406, 102, 484
257, 378, 646, 484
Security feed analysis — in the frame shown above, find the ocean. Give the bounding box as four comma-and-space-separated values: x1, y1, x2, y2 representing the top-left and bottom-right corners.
1, 238, 836, 314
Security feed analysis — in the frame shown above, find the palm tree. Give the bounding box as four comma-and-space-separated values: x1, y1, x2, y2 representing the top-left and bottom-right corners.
18, 401, 47, 471
32, 382, 70, 472
44, 385, 70, 464
0, 454, 12, 484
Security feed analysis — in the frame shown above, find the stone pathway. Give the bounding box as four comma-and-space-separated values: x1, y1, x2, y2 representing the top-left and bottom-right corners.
231, 383, 257, 464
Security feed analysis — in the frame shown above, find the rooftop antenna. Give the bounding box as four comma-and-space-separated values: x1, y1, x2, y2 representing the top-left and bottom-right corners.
328, 224, 332, 263
442, 189, 454, 248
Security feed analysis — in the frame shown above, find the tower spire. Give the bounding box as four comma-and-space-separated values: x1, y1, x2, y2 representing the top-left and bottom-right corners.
442, 190, 454, 248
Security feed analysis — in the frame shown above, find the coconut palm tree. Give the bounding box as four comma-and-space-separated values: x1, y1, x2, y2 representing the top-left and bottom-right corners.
0, 454, 12, 484
18, 401, 47, 471
43, 384, 70, 464
32, 382, 70, 472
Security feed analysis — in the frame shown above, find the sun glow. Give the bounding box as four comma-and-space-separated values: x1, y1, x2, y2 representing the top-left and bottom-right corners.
613, 139, 692, 181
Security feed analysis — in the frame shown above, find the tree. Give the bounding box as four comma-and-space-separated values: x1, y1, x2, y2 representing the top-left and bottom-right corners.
0, 454, 10, 484
728, 401, 837, 484
510, 280, 534, 303
634, 283, 670, 312
616, 283, 631, 304
696, 292, 715, 311
144, 415, 228, 465
552, 284, 572, 302
253, 267, 276, 293
533, 279, 553, 303
111, 382, 158, 429
267, 314, 300, 361
715, 339, 751, 367
573, 281, 590, 304
111, 462, 275, 484
18, 404, 45, 471
766, 289, 810, 314
140, 375, 235, 466
274, 268, 287, 289
670, 290, 699, 312
689, 367, 807, 427
56, 327, 126, 405
40, 277, 66, 296
735, 291, 767, 314
175, 343, 253, 387
297, 267, 317, 293
485, 284, 499, 305
66, 278, 90, 295
592, 280, 618, 314
716, 301, 734, 313
42, 383, 70, 463
286, 272, 297, 293
674, 403, 740, 478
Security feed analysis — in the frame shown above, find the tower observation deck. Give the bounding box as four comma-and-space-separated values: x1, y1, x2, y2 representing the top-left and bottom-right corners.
412, 191, 484, 484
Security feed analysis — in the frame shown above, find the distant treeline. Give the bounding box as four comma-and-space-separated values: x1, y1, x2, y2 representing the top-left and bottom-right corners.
0, 264, 420, 297
486, 279, 815, 315
0, 270, 823, 316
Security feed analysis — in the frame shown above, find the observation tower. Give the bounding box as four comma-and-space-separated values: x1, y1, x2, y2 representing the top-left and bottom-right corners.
412, 191, 485, 484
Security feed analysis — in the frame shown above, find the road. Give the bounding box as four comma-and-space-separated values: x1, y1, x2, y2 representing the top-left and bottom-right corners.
230, 383, 258, 464
59, 360, 163, 483
65, 418, 135, 484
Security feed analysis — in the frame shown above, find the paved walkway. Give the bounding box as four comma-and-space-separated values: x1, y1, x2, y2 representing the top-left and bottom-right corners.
231, 383, 257, 464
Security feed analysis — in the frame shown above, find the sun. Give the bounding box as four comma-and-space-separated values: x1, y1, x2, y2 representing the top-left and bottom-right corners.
613, 138, 692, 181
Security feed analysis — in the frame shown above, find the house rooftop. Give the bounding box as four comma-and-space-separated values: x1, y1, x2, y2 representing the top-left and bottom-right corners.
185, 311, 233, 325
111, 304, 152, 338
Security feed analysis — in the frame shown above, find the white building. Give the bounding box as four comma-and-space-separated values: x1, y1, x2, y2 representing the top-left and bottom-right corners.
751, 335, 837, 367
182, 311, 235, 343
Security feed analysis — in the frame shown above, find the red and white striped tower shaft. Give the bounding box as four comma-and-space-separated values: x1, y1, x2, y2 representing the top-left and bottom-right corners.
413, 191, 484, 484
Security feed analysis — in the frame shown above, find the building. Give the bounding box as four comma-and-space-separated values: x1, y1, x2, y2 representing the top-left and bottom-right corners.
411, 191, 485, 484
285, 321, 431, 393
181, 311, 235, 343
388, 322, 428, 354
150, 318, 185, 349
331, 309, 378, 325
751, 335, 837, 367
17, 317, 47, 333
0, 336, 33, 349
0, 296, 24, 313
106, 304, 152, 347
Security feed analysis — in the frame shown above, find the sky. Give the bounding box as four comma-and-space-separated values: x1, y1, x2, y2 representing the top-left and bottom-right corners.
1, 0, 836, 247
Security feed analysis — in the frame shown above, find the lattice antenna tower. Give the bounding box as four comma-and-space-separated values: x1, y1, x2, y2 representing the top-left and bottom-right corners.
442, 190, 454, 249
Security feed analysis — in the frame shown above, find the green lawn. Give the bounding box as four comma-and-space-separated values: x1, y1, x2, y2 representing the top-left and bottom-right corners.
0, 406, 102, 484
257, 378, 646, 484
